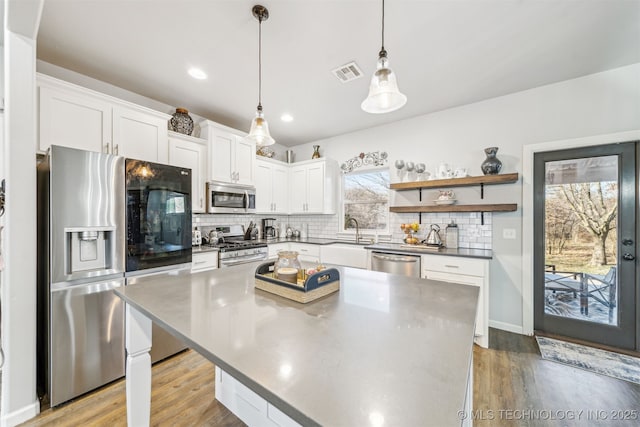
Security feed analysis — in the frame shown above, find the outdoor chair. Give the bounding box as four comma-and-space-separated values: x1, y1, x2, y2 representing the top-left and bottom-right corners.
582, 266, 617, 322
544, 266, 617, 321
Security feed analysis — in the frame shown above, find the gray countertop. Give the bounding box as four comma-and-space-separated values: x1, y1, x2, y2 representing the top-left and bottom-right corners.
364, 243, 493, 259
261, 237, 493, 259
115, 263, 478, 426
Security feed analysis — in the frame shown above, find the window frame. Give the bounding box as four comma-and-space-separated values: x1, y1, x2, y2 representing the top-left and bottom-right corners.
339, 167, 390, 236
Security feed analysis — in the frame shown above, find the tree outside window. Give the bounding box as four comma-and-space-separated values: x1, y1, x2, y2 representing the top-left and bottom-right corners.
342, 169, 389, 232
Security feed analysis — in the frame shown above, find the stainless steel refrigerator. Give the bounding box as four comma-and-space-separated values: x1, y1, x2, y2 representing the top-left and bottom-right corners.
37, 145, 126, 407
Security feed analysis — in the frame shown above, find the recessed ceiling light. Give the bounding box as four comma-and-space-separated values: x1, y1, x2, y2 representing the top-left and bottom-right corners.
188, 67, 207, 80
281, 113, 293, 122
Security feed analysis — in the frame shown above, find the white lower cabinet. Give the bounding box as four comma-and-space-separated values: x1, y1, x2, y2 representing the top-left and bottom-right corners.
191, 251, 218, 272
268, 243, 289, 259
320, 244, 367, 269
289, 243, 320, 263
215, 366, 300, 427
421, 255, 489, 348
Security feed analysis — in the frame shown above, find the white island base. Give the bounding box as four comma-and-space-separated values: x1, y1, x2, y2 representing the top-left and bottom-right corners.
123, 303, 474, 427
118, 264, 478, 426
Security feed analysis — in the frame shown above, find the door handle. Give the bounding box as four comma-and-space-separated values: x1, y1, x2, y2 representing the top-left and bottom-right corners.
622, 238, 634, 246
622, 253, 635, 261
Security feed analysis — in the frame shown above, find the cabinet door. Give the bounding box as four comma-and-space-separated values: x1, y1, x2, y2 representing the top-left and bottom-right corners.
255, 161, 273, 213
169, 136, 207, 212
234, 138, 255, 185
268, 243, 289, 259
210, 129, 235, 182
191, 251, 218, 271
289, 166, 307, 214
271, 164, 289, 214
305, 162, 325, 213
39, 85, 112, 154
290, 243, 320, 263
112, 105, 168, 162
423, 270, 485, 339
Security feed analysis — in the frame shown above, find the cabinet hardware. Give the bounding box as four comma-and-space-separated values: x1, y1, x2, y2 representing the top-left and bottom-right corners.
114, 144, 119, 155
444, 264, 459, 268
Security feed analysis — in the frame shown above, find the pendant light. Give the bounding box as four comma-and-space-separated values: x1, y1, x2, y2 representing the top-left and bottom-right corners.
247, 5, 275, 146
361, 0, 407, 114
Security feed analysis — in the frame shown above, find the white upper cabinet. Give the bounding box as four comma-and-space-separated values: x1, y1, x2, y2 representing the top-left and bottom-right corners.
39, 82, 112, 154
255, 158, 288, 214
168, 132, 208, 213
112, 105, 168, 163
289, 158, 337, 214
37, 74, 170, 162
200, 120, 255, 186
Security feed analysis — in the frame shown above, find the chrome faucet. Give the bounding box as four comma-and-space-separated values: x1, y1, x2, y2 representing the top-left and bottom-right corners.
345, 217, 360, 244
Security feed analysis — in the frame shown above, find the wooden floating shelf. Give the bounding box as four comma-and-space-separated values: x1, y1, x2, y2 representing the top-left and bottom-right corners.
390, 173, 519, 191
389, 204, 518, 213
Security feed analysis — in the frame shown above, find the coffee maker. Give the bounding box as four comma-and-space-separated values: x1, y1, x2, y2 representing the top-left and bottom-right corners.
262, 218, 276, 239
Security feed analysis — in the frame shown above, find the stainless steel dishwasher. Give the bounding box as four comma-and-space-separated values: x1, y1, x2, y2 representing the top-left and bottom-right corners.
370, 251, 421, 277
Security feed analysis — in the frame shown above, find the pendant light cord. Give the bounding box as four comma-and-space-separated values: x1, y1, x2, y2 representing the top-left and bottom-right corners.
379, 0, 387, 57
258, 16, 263, 110
381, 0, 385, 51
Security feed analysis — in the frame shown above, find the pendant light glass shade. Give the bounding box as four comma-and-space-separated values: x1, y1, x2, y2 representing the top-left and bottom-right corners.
248, 106, 275, 146
362, 0, 407, 114
246, 5, 275, 147
361, 54, 407, 114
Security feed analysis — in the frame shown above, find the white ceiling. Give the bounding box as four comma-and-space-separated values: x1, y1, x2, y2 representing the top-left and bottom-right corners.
36, 0, 640, 147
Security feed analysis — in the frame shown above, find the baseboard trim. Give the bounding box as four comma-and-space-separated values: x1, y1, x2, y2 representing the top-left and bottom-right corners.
1, 399, 40, 427
489, 320, 524, 335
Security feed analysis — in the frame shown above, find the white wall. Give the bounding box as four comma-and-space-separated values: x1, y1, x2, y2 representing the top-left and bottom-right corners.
2, 1, 44, 425
292, 63, 640, 332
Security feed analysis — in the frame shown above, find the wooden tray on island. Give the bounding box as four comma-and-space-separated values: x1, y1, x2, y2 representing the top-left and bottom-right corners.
254, 261, 340, 303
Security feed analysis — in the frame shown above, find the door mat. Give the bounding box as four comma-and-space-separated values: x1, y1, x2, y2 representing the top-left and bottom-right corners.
536, 336, 640, 385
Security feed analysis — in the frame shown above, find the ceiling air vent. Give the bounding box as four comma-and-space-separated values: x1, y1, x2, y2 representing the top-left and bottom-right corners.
332, 61, 364, 83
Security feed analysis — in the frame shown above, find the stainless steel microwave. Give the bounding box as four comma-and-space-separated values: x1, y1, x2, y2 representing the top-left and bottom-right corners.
206, 181, 256, 214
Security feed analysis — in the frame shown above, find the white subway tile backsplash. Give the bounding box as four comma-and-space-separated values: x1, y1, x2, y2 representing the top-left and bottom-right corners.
193, 209, 493, 250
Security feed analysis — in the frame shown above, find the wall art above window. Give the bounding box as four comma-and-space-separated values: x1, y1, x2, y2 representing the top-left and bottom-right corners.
341, 151, 388, 173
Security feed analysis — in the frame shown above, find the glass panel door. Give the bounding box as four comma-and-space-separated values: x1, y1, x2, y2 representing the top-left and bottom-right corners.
533, 143, 637, 350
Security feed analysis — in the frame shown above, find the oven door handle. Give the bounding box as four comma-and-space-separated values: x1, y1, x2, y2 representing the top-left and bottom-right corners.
221, 254, 266, 265
244, 190, 249, 210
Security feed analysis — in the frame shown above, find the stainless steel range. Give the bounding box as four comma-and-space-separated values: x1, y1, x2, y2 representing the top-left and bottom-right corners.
209, 224, 268, 268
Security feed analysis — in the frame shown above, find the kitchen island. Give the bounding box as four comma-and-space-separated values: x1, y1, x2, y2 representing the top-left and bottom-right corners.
115, 263, 479, 426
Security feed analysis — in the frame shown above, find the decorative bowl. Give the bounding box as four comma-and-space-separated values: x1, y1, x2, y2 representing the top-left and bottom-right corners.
434, 199, 456, 205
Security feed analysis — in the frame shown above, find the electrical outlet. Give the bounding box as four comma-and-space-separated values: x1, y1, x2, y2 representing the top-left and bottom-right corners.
503, 228, 516, 239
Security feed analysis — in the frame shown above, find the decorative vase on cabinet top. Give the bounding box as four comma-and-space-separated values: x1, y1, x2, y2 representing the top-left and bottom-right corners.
169, 108, 194, 136
312, 145, 321, 159
481, 146, 502, 175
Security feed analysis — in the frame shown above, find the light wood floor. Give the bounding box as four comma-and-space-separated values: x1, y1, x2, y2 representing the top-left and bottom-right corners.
20, 329, 640, 426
